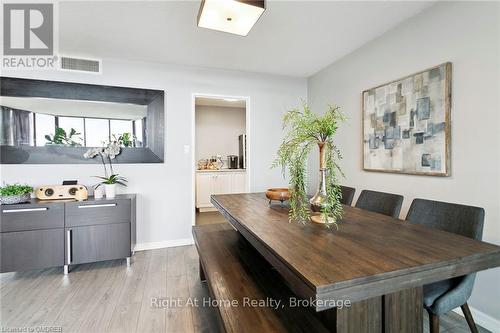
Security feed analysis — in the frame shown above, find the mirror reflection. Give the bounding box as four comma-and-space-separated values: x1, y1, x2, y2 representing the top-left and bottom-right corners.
0, 77, 164, 164
1, 97, 146, 148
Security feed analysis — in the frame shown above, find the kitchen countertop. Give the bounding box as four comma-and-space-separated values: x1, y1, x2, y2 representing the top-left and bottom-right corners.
196, 169, 246, 173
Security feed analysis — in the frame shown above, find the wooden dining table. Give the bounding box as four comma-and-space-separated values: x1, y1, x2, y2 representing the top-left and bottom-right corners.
211, 193, 500, 332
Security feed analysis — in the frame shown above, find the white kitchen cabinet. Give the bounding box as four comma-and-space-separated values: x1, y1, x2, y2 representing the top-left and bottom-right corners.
196, 173, 213, 208
231, 173, 246, 193
196, 171, 246, 211
213, 173, 231, 195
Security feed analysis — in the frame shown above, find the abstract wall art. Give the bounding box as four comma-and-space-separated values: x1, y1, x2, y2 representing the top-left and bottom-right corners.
362, 62, 451, 176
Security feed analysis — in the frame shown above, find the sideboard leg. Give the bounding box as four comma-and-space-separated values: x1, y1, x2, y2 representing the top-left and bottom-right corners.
126, 257, 131, 267
63, 265, 69, 275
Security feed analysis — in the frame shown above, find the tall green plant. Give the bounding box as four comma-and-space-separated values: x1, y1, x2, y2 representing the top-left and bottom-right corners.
272, 102, 346, 228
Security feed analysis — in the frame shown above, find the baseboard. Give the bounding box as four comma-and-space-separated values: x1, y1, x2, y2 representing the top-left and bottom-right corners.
198, 207, 217, 212
453, 306, 500, 333
134, 237, 194, 251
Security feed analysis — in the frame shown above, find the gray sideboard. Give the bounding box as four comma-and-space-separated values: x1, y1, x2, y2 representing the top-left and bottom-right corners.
0, 194, 136, 274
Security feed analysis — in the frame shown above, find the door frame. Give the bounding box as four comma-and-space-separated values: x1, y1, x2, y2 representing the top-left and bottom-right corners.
191, 93, 251, 226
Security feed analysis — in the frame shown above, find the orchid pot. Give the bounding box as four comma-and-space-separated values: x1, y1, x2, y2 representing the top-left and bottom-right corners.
104, 184, 116, 198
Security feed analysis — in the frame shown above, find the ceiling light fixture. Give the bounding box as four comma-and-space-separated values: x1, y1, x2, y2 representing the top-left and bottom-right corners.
197, 0, 266, 37
223, 98, 239, 102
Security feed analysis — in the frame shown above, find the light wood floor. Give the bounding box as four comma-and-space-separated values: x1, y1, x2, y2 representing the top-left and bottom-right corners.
195, 211, 228, 225
0, 243, 490, 333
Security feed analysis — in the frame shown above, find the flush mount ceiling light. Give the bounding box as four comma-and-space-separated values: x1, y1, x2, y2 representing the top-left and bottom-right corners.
197, 0, 266, 36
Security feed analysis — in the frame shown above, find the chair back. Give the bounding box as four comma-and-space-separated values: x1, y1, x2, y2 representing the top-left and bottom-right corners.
406, 199, 484, 240
340, 186, 355, 206
355, 189, 403, 218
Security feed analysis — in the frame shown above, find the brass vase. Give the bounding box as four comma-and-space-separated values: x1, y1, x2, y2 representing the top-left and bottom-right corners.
310, 142, 328, 214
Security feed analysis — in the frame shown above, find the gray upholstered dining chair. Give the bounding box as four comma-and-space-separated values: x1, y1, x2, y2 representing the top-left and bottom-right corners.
406, 198, 485, 333
354, 189, 403, 218
340, 185, 355, 206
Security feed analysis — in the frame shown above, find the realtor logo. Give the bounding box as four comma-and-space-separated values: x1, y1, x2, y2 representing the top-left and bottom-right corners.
3, 3, 54, 55
2, 2, 57, 69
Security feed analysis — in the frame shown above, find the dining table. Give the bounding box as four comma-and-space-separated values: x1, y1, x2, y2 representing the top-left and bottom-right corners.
210, 193, 500, 332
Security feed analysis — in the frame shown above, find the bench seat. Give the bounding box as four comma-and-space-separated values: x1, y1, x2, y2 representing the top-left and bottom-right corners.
193, 223, 328, 333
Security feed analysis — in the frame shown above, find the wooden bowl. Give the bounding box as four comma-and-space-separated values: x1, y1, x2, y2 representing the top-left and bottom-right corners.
265, 188, 290, 202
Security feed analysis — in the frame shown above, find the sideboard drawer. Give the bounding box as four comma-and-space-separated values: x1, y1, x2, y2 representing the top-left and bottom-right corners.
0, 228, 64, 273
0, 203, 64, 232
65, 199, 131, 227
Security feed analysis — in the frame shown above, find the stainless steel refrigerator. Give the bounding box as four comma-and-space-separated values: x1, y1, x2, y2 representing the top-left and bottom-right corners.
238, 134, 246, 169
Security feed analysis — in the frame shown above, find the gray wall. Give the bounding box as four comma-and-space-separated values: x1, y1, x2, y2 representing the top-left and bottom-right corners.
308, 1, 500, 324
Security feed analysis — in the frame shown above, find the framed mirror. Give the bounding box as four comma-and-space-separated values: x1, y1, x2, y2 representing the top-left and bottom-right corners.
0, 77, 164, 164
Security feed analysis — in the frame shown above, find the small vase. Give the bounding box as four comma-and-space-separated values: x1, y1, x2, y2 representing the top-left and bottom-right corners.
104, 184, 116, 198
94, 186, 104, 199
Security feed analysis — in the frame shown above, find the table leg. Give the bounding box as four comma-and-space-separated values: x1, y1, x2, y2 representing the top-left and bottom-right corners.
383, 286, 423, 333
321, 286, 423, 333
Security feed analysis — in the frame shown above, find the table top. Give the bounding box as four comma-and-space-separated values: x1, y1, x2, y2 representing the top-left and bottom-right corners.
211, 193, 500, 310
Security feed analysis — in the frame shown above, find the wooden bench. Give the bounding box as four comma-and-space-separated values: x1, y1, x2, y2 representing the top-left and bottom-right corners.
193, 223, 328, 333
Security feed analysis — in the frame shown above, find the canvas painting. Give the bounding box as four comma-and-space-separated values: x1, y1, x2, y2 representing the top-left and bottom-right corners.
362, 63, 451, 176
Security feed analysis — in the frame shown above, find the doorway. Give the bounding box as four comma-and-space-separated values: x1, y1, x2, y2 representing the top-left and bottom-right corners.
191, 94, 250, 226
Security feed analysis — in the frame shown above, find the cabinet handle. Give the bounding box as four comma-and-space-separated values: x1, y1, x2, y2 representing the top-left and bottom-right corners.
67, 229, 72, 264
78, 203, 116, 209
2, 207, 48, 213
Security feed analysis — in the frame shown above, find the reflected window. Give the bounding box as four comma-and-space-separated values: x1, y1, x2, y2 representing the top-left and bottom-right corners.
134, 119, 144, 147
58, 116, 84, 146
35, 113, 55, 146
110, 119, 133, 147
85, 118, 109, 147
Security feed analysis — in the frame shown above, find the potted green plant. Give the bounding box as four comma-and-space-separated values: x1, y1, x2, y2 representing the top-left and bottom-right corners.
273, 102, 346, 228
84, 141, 127, 198
0, 184, 33, 205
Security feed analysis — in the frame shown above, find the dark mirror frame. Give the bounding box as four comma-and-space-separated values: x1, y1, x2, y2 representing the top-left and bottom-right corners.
0, 77, 165, 164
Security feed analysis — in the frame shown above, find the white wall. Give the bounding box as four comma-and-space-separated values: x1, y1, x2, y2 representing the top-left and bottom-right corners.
308, 1, 500, 325
1, 59, 306, 248
195, 105, 245, 164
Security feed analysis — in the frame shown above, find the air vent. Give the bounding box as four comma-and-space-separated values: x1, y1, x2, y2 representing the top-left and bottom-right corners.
59, 56, 101, 73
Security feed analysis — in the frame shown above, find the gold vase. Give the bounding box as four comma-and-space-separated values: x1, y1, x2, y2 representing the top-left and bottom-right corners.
310, 142, 328, 214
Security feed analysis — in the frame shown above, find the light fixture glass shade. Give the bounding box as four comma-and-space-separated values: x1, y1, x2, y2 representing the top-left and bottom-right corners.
197, 0, 265, 36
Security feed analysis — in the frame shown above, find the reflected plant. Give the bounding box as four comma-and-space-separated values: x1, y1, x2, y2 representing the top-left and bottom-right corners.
45, 127, 82, 146
112, 133, 134, 147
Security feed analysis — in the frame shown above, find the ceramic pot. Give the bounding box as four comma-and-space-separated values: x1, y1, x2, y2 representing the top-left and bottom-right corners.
94, 186, 104, 199
104, 184, 116, 198
0, 193, 31, 205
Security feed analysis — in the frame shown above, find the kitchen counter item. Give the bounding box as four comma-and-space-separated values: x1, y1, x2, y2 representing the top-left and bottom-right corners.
196, 169, 246, 173
227, 155, 238, 169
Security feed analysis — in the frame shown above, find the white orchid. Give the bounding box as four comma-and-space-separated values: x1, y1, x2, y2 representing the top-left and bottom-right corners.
104, 142, 121, 160
83, 147, 102, 159
83, 141, 123, 180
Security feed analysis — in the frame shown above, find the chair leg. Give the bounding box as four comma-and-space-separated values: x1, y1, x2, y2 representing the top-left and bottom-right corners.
428, 310, 439, 333
461, 303, 479, 333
